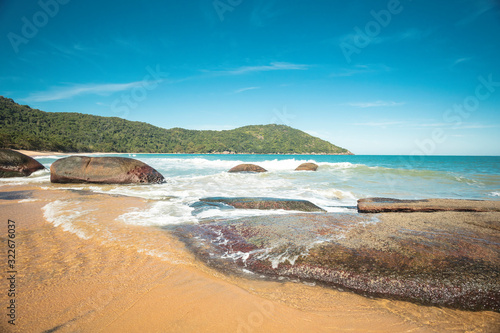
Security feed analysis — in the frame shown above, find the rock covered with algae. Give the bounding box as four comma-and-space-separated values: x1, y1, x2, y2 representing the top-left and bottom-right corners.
171, 211, 500, 312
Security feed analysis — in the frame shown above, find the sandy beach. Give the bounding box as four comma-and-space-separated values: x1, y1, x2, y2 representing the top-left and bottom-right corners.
0, 183, 498, 333
16, 150, 121, 157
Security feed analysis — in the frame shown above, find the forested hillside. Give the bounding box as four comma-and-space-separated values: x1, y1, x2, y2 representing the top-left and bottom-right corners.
0, 97, 352, 154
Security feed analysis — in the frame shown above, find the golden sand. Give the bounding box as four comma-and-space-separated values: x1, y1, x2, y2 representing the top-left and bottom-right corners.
0, 185, 499, 332
15, 150, 121, 157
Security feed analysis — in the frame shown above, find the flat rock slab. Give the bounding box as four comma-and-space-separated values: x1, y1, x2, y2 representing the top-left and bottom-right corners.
197, 197, 326, 212
50, 156, 165, 184
171, 211, 500, 311
358, 197, 500, 213
0, 148, 45, 177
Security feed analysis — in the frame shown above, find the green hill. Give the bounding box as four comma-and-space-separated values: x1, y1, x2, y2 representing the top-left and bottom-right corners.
0, 96, 352, 155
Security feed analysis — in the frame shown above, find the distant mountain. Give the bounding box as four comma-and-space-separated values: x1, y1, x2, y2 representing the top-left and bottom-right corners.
0, 96, 352, 155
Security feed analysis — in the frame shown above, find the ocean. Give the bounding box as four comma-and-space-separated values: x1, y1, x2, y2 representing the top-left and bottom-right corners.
3, 154, 499, 227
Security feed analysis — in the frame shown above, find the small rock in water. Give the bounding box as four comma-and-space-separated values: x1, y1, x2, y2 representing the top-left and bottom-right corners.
228, 164, 267, 173
190, 200, 235, 216
295, 163, 319, 171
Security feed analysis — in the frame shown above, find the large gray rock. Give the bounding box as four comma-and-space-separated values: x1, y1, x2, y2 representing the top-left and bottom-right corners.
358, 197, 500, 213
0, 149, 45, 177
50, 156, 165, 184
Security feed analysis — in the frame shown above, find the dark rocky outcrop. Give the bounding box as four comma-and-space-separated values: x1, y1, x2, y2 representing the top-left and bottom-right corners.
50, 156, 165, 184
228, 164, 267, 173
196, 197, 326, 212
0, 149, 45, 177
358, 197, 500, 213
172, 210, 500, 312
295, 163, 319, 171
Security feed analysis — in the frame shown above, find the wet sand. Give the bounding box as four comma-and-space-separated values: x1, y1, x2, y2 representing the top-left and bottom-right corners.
0, 185, 499, 332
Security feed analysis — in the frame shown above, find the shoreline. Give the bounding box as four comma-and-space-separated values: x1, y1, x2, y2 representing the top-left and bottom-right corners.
15, 149, 122, 157
15, 149, 354, 158
0, 184, 499, 332
15, 149, 500, 158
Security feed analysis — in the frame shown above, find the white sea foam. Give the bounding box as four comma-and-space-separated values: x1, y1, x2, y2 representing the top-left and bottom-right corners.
0, 168, 50, 186
6, 155, 498, 228
195, 207, 309, 221
45, 156, 361, 226
18, 198, 39, 203
317, 161, 360, 169
42, 200, 95, 239
117, 200, 198, 226
35, 155, 64, 159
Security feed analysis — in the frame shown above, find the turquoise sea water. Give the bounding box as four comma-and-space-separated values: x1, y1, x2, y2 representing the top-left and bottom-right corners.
2, 154, 499, 226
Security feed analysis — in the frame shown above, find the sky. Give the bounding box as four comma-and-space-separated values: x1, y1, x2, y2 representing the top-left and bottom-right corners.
0, 0, 499, 155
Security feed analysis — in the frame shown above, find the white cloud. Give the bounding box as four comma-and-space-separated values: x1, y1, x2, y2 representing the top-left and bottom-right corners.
234, 86, 260, 94
353, 121, 406, 127
212, 62, 309, 75
330, 64, 391, 77
352, 120, 499, 131
376, 28, 427, 44
452, 57, 472, 65
340, 28, 428, 46
23, 80, 161, 102
346, 101, 405, 108
453, 123, 499, 129
411, 122, 498, 129
450, 57, 473, 68
457, 0, 497, 25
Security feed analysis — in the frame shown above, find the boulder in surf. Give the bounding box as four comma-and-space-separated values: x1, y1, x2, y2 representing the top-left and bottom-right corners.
50, 156, 165, 184
295, 163, 319, 171
0, 148, 45, 177
228, 164, 267, 173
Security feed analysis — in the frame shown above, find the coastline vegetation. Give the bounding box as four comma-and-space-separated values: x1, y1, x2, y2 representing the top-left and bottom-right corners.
0, 96, 351, 154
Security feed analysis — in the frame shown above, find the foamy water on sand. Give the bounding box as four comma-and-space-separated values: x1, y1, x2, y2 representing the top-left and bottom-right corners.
3, 154, 499, 228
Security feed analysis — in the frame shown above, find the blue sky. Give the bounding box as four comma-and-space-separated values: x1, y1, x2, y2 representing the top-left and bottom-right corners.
1, 0, 499, 155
